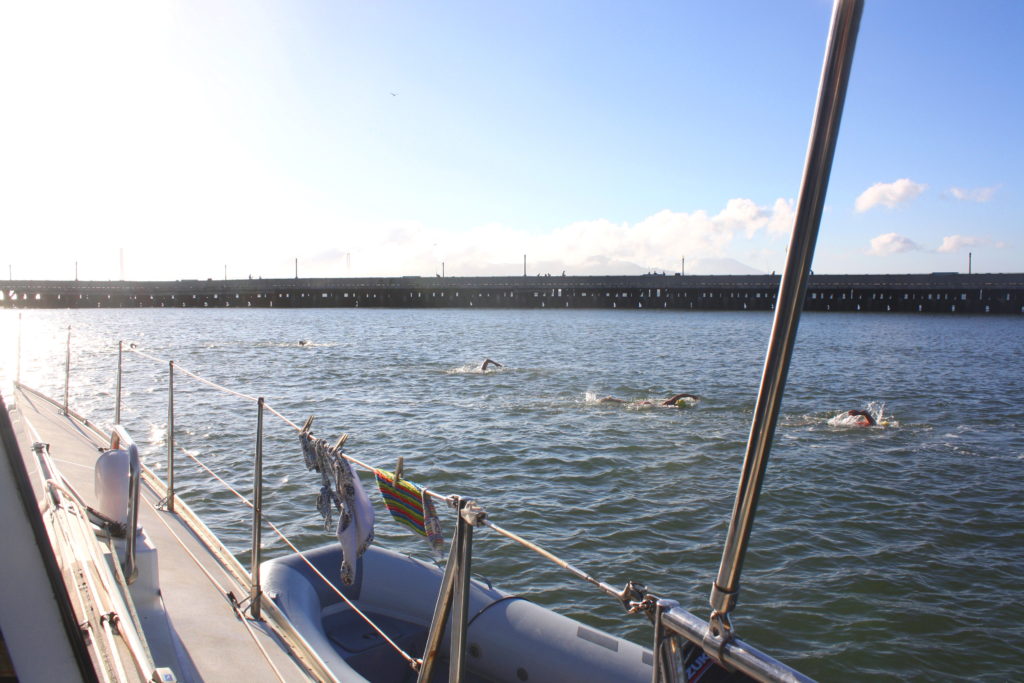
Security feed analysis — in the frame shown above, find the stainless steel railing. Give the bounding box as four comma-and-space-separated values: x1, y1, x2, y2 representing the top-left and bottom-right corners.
652, 0, 863, 679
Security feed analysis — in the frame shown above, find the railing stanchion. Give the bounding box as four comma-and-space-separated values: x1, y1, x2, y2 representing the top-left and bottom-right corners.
249, 397, 265, 620
123, 441, 141, 583
15, 313, 21, 384
167, 360, 175, 513
115, 340, 123, 424
417, 497, 483, 683
707, 0, 863, 654
651, 599, 684, 683
449, 499, 477, 683
418, 497, 463, 682
63, 326, 71, 415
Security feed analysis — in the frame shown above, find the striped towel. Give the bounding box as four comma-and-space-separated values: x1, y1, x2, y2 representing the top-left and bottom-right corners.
374, 468, 444, 558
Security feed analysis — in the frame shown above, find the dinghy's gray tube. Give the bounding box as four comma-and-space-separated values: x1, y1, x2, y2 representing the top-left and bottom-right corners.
264, 544, 651, 683
465, 597, 652, 683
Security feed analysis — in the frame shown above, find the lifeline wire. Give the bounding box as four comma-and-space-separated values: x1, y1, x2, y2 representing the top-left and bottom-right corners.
128, 344, 419, 663
124, 344, 629, 620
171, 436, 419, 668
126, 344, 442, 496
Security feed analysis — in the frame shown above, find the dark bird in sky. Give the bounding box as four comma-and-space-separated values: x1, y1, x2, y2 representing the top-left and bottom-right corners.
390, 92, 398, 96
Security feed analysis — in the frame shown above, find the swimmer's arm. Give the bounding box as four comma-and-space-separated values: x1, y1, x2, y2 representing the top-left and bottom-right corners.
662, 393, 698, 405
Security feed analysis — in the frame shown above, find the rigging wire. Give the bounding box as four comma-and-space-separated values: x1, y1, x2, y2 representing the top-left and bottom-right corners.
122, 343, 635, 662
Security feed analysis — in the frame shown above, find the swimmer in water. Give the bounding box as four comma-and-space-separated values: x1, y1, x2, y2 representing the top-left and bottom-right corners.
599, 393, 699, 406
480, 358, 503, 371
845, 409, 876, 426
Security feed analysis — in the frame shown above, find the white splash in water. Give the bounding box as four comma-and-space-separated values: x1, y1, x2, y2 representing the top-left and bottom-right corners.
827, 401, 896, 428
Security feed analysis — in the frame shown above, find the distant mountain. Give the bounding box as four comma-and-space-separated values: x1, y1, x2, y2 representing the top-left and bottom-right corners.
424, 256, 765, 277
681, 257, 765, 275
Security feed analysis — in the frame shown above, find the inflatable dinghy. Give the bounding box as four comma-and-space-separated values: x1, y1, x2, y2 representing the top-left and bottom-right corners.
263, 544, 653, 682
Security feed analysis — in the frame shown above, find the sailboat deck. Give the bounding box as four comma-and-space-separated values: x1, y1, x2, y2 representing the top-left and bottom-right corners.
9, 384, 321, 683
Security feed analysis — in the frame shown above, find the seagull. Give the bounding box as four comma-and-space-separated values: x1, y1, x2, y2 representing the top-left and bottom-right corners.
390, 92, 398, 96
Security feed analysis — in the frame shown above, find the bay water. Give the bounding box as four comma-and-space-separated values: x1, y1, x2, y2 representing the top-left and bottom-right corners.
3, 308, 1022, 681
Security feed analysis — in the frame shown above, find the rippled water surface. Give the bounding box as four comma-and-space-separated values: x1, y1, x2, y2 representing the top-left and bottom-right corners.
3, 308, 1022, 681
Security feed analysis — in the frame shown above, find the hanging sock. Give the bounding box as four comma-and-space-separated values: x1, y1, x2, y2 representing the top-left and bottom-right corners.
333, 456, 375, 585
299, 432, 375, 585
375, 468, 445, 560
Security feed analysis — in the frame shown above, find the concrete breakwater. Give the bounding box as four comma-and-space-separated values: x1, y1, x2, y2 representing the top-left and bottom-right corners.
3, 273, 1023, 314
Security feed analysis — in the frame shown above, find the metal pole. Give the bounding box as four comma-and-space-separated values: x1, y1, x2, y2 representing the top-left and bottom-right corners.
417, 505, 463, 682
15, 313, 21, 384
449, 501, 475, 682
651, 599, 683, 683
110, 425, 141, 585
123, 441, 141, 584
115, 340, 123, 424
249, 397, 265, 619
63, 326, 71, 415
167, 360, 175, 513
660, 605, 814, 683
708, 0, 863, 639
417, 497, 483, 683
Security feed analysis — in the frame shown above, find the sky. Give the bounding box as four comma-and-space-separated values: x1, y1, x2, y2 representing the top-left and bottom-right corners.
1, 1, 1021, 281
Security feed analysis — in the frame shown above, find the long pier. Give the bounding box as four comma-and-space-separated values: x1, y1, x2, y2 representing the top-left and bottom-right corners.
3, 273, 1023, 314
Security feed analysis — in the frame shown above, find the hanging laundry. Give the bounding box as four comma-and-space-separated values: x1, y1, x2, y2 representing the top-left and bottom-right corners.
375, 468, 445, 559
299, 432, 374, 585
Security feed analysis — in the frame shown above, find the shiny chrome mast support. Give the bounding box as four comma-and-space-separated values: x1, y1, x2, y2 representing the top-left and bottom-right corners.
660, 606, 813, 683
62, 326, 71, 415
115, 340, 123, 424
15, 313, 21, 384
647, 1, 862, 680
707, 0, 864, 641
249, 397, 265, 620
166, 360, 176, 513
417, 497, 486, 683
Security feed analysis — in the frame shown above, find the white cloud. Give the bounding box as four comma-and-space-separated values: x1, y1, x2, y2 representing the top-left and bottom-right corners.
948, 185, 999, 203
854, 179, 927, 213
766, 198, 796, 236
937, 235, 986, 253
0, 187, 797, 279
307, 198, 794, 278
868, 232, 920, 255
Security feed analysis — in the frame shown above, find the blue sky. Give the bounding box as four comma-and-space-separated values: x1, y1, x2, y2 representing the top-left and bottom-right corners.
1, 1, 1020, 280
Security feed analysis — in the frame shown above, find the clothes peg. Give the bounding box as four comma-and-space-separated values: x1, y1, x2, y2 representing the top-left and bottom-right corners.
394, 456, 404, 485
301, 415, 315, 434
334, 433, 349, 450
